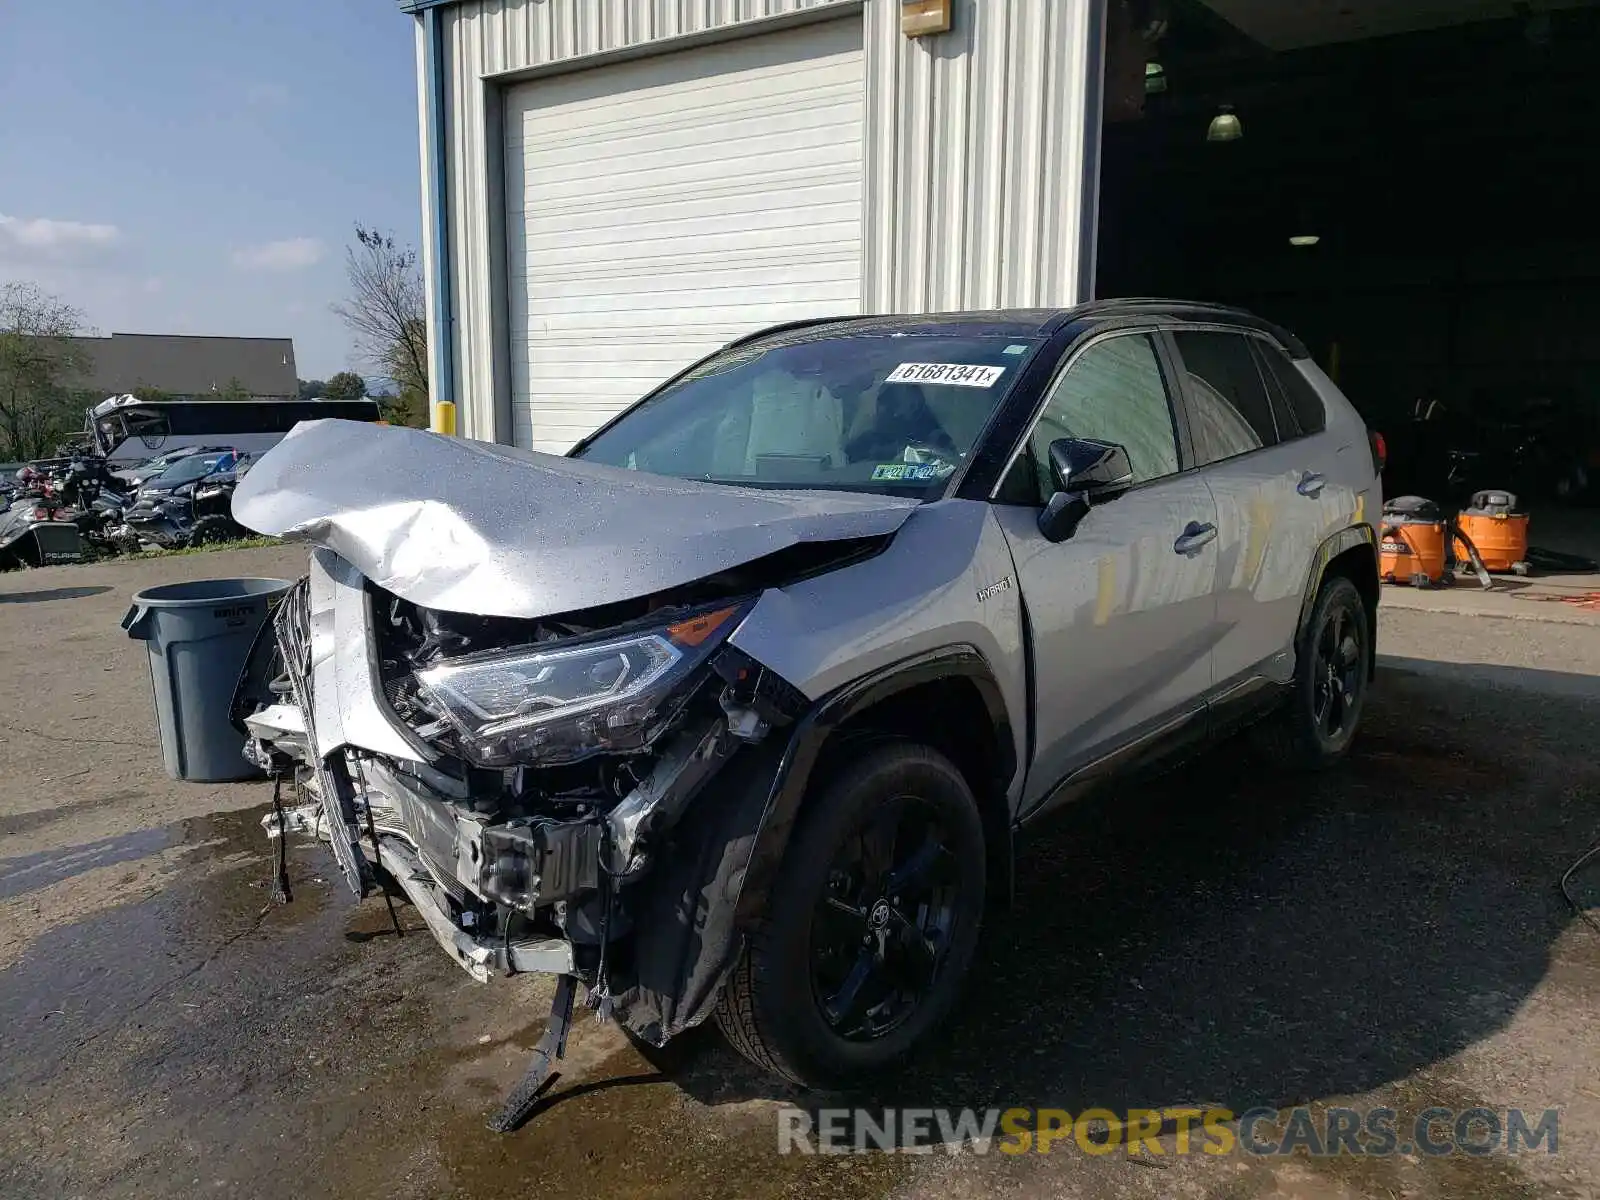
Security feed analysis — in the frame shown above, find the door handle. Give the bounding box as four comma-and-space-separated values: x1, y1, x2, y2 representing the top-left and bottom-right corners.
1173, 521, 1217, 555
1297, 471, 1327, 497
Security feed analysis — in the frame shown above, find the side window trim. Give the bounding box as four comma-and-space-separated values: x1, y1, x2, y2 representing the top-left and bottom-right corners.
988, 326, 1185, 503
1153, 329, 1199, 472
1245, 335, 1289, 440
1245, 334, 1285, 442
1248, 333, 1327, 439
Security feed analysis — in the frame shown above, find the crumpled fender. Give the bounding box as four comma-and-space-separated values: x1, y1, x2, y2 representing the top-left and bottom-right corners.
614, 646, 1015, 1044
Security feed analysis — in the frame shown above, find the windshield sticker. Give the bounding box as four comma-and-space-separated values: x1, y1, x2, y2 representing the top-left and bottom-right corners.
872, 463, 949, 482
885, 362, 1006, 388
901, 446, 956, 469
1003, 344, 1029, 355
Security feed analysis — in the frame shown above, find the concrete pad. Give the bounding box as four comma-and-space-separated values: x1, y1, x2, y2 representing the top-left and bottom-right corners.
5, 545, 1600, 1200
1378, 571, 1600, 625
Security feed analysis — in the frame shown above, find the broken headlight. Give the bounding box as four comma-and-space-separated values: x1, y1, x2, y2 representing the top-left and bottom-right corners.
414, 604, 744, 766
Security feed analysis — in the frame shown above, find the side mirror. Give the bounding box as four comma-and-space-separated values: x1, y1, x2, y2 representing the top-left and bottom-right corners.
1037, 438, 1134, 543
1049, 438, 1134, 497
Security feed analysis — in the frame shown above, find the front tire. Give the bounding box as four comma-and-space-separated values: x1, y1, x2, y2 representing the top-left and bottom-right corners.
187, 515, 237, 547
714, 742, 986, 1088
1254, 575, 1370, 771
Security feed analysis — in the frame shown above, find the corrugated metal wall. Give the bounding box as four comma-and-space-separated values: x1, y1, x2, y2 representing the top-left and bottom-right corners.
457, 0, 851, 68
418, 0, 1103, 442
863, 0, 1099, 312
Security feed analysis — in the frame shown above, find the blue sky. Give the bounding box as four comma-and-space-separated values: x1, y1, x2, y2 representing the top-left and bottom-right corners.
0, 0, 421, 380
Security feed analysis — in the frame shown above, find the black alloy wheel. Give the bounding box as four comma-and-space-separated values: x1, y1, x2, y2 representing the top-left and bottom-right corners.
810, 794, 962, 1042
1254, 574, 1370, 769
714, 741, 986, 1087
1312, 599, 1364, 743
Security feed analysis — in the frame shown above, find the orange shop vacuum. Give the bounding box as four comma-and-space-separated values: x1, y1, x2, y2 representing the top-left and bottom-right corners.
1379, 496, 1493, 590
1455, 489, 1531, 575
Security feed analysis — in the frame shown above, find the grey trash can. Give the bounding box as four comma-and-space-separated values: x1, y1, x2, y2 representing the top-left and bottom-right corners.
122, 577, 294, 783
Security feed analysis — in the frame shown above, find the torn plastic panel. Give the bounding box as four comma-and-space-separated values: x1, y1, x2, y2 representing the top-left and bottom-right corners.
243, 560, 809, 1010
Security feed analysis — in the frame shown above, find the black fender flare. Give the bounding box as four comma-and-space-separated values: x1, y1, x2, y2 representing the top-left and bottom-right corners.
613, 646, 1015, 1046
731, 645, 1017, 931
1295, 522, 1379, 677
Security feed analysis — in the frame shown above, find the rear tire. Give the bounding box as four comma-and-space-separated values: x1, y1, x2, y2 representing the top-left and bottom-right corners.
714, 742, 985, 1088
1252, 575, 1370, 772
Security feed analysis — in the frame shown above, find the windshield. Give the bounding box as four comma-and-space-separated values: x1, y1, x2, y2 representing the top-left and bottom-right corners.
575, 333, 1044, 496
152, 452, 233, 487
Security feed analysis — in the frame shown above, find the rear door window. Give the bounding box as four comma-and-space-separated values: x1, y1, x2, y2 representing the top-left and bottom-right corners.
1172, 330, 1279, 465
1257, 342, 1328, 436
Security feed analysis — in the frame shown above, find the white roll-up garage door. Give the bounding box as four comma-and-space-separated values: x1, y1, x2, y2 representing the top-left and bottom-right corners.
504, 18, 865, 452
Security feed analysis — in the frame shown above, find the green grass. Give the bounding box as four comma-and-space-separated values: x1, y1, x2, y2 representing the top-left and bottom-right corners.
130, 535, 284, 559
1, 535, 287, 572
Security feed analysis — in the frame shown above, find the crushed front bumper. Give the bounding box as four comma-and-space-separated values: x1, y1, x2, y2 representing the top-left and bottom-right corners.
250, 545, 801, 1058
268, 798, 572, 982
264, 719, 734, 985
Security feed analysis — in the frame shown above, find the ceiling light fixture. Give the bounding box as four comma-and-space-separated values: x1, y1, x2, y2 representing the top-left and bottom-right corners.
1290, 234, 1321, 247
1207, 104, 1242, 142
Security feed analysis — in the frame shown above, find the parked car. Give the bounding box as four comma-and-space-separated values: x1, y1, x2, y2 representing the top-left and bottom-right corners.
233, 300, 1382, 1107
116, 444, 233, 489
132, 449, 242, 499
118, 450, 246, 549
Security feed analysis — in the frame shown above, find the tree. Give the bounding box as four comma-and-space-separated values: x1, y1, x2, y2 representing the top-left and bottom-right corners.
132, 385, 171, 403
297, 378, 327, 401
366, 382, 426, 428
332, 225, 428, 400
216, 377, 251, 402
0, 281, 92, 460
383, 386, 429, 428
322, 371, 367, 402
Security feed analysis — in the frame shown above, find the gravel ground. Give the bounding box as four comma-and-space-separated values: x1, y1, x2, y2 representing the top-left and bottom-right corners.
2, 550, 1598, 1200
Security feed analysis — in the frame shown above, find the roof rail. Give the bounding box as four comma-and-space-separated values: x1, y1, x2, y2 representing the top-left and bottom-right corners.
1079, 298, 1310, 358
719, 315, 858, 351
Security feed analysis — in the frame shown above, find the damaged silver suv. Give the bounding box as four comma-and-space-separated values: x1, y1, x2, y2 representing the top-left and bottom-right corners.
232, 301, 1382, 1124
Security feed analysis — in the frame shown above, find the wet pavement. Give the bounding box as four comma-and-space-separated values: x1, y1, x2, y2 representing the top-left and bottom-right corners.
3, 551, 1600, 1199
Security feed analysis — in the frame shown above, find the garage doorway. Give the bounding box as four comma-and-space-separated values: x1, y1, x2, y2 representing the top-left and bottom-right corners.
1096, 0, 1600, 561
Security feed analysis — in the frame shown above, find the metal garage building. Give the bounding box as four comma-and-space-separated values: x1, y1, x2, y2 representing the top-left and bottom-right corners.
401, 0, 1104, 448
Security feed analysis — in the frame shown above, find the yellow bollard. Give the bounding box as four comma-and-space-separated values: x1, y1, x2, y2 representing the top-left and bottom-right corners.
432, 401, 457, 436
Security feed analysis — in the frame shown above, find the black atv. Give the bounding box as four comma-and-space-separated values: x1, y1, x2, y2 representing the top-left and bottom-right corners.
0, 471, 86, 568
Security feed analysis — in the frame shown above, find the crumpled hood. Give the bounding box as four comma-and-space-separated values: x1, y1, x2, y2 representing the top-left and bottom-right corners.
232, 419, 920, 619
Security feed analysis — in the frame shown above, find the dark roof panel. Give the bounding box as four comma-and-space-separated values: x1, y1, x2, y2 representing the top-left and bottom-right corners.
64, 333, 299, 399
